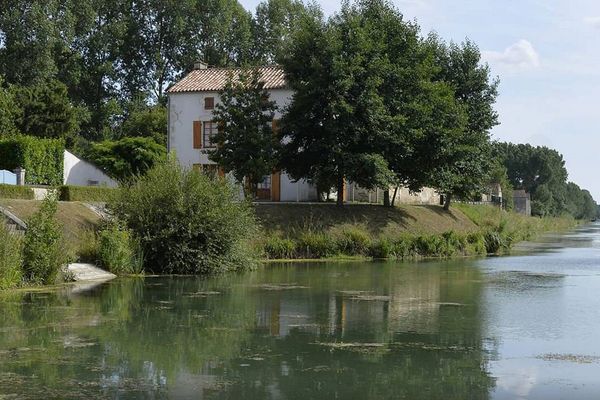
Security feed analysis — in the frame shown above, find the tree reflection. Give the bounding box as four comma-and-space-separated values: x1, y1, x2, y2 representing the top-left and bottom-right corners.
0, 261, 495, 399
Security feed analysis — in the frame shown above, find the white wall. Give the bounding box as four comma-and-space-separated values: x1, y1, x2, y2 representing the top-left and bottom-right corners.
169, 88, 320, 201
63, 150, 117, 187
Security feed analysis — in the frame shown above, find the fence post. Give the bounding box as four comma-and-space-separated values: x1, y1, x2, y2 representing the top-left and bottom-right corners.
14, 168, 25, 186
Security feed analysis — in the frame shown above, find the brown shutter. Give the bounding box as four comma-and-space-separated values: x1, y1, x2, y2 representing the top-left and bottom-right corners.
193, 121, 202, 149
218, 168, 225, 178
271, 171, 281, 202
272, 119, 279, 133
204, 97, 214, 110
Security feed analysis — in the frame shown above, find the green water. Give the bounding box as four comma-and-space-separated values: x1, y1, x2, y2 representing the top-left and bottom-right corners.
3, 225, 600, 399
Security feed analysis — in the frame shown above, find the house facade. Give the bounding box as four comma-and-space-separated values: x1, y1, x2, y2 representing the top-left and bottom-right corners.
167, 63, 441, 205
167, 63, 317, 202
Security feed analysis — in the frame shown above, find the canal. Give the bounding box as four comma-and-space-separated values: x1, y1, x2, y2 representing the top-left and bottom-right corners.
2, 224, 600, 399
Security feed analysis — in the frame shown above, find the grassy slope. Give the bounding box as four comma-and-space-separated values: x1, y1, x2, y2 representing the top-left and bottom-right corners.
255, 203, 478, 236
0, 199, 100, 251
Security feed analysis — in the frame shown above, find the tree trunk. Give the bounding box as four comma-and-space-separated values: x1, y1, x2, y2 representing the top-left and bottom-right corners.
383, 190, 390, 207
443, 193, 452, 210
391, 186, 399, 207
337, 175, 344, 207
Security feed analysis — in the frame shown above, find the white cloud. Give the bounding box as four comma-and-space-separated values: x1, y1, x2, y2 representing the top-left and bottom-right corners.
482, 40, 540, 72
583, 16, 600, 29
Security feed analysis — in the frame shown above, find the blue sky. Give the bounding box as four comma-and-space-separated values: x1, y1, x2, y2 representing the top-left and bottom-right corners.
241, 0, 600, 199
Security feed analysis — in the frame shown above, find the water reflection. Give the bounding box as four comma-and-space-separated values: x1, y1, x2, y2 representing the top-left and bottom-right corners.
0, 261, 495, 399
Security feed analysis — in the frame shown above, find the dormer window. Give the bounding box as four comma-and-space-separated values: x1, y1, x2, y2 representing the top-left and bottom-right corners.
204, 97, 215, 110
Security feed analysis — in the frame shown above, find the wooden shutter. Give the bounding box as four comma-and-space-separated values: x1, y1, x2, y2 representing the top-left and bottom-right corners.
204, 97, 214, 110
272, 119, 280, 133
271, 171, 281, 202
193, 121, 202, 149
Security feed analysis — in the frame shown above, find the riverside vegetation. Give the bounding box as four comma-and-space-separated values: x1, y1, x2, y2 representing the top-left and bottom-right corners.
0, 162, 580, 290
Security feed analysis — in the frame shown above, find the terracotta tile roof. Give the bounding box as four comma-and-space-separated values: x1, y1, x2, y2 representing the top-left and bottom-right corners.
167, 65, 286, 93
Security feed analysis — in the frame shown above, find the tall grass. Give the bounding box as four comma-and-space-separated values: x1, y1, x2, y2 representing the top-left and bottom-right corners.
22, 196, 67, 285
0, 224, 23, 289
97, 223, 144, 275
259, 204, 577, 261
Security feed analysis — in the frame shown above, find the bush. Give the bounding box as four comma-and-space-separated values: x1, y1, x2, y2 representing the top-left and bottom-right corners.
391, 235, 417, 259
59, 185, 116, 202
297, 231, 337, 258
330, 224, 371, 255
368, 238, 393, 259
0, 184, 34, 199
85, 137, 166, 181
97, 223, 143, 275
110, 160, 257, 274
263, 235, 296, 259
0, 224, 23, 289
22, 196, 67, 284
0, 136, 64, 185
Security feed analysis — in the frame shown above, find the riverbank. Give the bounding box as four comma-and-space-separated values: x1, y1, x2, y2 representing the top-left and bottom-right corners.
1, 200, 580, 289
254, 203, 578, 260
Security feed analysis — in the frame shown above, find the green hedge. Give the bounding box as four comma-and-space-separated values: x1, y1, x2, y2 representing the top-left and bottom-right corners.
0, 184, 34, 199
59, 185, 116, 202
0, 136, 64, 185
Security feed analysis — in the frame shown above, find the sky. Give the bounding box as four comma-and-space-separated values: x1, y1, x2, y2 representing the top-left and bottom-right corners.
240, 0, 600, 199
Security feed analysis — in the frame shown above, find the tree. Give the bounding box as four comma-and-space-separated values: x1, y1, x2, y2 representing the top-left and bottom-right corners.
0, 76, 20, 137
209, 70, 279, 198
120, 100, 167, 145
252, 0, 318, 63
85, 137, 166, 180
494, 142, 569, 217
280, 2, 394, 206
427, 38, 499, 209
11, 80, 87, 140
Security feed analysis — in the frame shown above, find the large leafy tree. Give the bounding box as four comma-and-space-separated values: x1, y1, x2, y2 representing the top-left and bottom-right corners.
427, 38, 499, 209
0, 77, 20, 137
252, 0, 319, 63
280, 2, 395, 206
209, 70, 279, 197
11, 80, 87, 140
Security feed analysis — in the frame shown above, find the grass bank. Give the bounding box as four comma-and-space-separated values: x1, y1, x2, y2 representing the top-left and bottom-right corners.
0, 199, 100, 254
254, 203, 578, 261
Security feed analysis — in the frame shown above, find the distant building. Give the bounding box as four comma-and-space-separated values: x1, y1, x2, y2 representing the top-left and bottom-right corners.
513, 190, 531, 216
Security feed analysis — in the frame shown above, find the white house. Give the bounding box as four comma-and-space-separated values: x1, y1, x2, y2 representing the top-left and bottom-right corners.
167, 63, 441, 205
63, 150, 117, 187
167, 62, 317, 202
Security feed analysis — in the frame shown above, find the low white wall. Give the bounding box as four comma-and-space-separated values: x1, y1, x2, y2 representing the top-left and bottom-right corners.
63, 150, 117, 187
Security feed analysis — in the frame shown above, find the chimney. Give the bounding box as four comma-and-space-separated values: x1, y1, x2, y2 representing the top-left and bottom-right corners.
194, 60, 208, 70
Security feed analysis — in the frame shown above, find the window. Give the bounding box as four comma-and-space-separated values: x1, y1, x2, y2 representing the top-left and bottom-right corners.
203, 121, 218, 148
204, 97, 214, 110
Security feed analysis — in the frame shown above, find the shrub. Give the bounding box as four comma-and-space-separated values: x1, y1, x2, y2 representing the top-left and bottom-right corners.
0, 184, 34, 199
97, 223, 143, 275
22, 196, 67, 284
368, 238, 393, 259
263, 235, 296, 259
85, 137, 166, 181
297, 231, 336, 258
330, 224, 371, 256
392, 235, 417, 259
59, 185, 116, 202
0, 223, 23, 289
110, 160, 257, 274
466, 232, 487, 255
0, 136, 64, 185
